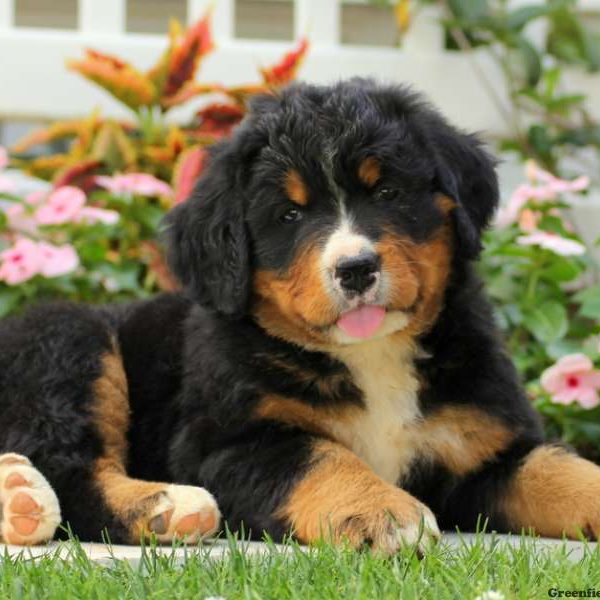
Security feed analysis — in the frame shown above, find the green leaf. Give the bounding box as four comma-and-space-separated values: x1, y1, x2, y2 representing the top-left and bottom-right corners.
448, 0, 488, 21
528, 124, 552, 157
539, 257, 582, 283
96, 262, 142, 293
522, 300, 568, 343
579, 25, 600, 71
515, 35, 542, 86
574, 284, 600, 320
0, 288, 22, 317
507, 5, 553, 31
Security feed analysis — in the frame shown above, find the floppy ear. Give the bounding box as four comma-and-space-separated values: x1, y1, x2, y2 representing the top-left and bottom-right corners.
428, 123, 499, 260
163, 146, 250, 316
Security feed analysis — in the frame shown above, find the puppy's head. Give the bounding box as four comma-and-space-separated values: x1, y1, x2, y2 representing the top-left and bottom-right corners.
165, 80, 498, 348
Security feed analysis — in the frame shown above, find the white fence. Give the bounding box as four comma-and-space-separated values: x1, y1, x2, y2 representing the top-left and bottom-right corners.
0, 0, 599, 137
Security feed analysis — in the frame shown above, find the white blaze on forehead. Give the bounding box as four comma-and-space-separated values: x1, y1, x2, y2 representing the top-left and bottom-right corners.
320, 216, 374, 272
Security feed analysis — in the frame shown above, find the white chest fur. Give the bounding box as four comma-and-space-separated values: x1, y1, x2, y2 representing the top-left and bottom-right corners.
331, 336, 422, 484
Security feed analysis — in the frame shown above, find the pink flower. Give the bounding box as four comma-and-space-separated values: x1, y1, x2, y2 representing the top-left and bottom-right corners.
5, 204, 38, 235
541, 354, 600, 409
526, 160, 590, 193
0, 238, 41, 285
76, 206, 119, 225
517, 231, 586, 256
95, 173, 172, 198
496, 163, 590, 228
495, 184, 551, 227
35, 186, 86, 225
0, 146, 8, 170
38, 242, 79, 277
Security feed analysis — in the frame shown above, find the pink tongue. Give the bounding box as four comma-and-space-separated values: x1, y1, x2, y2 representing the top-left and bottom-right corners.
336, 305, 386, 339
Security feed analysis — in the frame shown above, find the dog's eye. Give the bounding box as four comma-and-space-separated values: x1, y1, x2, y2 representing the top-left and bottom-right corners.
376, 188, 399, 201
279, 208, 304, 224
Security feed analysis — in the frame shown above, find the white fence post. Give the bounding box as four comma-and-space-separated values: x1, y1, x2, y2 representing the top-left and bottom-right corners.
0, 0, 14, 30
402, 5, 444, 53
78, 0, 125, 34
187, 0, 234, 40
295, 0, 339, 44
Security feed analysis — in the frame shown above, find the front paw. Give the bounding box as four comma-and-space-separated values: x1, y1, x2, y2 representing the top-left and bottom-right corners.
336, 490, 440, 555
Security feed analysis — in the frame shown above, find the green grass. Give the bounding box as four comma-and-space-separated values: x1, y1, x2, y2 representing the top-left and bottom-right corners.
1, 533, 599, 600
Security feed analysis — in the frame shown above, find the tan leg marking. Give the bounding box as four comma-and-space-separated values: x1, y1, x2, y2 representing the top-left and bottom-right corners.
502, 445, 600, 539
0, 453, 61, 545
279, 440, 439, 555
421, 406, 514, 476
255, 394, 361, 438
91, 350, 220, 543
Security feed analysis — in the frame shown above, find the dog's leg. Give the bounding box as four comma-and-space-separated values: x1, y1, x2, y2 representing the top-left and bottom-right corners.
189, 429, 439, 554
280, 439, 440, 553
499, 445, 600, 539
84, 349, 220, 544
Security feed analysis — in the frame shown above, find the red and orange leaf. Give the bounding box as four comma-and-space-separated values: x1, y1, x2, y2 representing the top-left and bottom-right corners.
161, 81, 223, 108
195, 103, 244, 138
68, 49, 155, 110
143, 126, 188, 164
21, 154, 71, 180
53, 159, 102, 190
224, 84, 271, 105
172, 145, 208, 204
91, 122, 137, 171
85, 49, 130, 70
163, 12, 215, 100
260, 37, 308, 87
147, 19, 180, 102
11, 120, 87, 153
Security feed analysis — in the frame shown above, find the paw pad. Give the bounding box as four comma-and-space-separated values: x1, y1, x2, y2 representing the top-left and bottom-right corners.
0, 453, 61, 545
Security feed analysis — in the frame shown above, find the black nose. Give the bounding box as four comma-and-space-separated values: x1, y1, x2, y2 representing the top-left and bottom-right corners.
335, 252, 381, 295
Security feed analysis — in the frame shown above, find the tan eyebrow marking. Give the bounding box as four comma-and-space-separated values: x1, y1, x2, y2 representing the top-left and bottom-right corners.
358, 157, 381, 188
435, 194, 456, 215
284, 169, 309, 206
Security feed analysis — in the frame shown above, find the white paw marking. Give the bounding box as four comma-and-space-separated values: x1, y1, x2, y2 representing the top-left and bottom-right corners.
149, 484, 220, 543
384, 506, 440, 555
0, 453, 61, 545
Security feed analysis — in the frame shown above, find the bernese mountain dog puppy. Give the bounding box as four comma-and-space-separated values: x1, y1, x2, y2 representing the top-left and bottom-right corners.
1, 79, 599, 552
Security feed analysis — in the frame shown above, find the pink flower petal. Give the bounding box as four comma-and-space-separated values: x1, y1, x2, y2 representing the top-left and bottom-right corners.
95, 173, 172, 198
577, 388, 600, 409
77, 206, 119, 225
38, 242, 79, 277
580, 371, 600, 388
556, 353, 595, 373
35, 186, 86, 225
0, 238, 41, 285
517, 231, 586, 256
551, 388, 579, 405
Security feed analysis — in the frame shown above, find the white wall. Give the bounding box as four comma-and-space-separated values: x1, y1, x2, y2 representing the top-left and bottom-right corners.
0, 0, 598, 138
